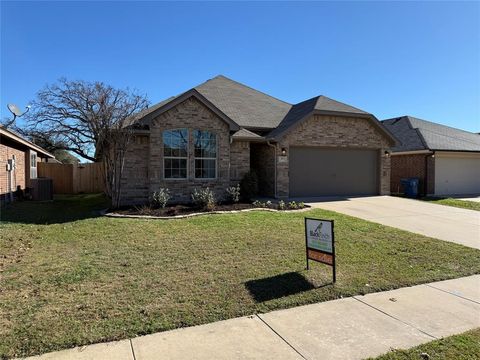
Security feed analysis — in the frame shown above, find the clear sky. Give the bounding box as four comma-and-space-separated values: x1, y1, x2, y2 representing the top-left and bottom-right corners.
1, 1, 479, 132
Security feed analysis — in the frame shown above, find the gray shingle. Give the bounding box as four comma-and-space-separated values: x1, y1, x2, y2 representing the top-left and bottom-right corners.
382, 116, 480, 152
231, 128, 264, 140
129, 76, 378, 136
194, 75, 291, 129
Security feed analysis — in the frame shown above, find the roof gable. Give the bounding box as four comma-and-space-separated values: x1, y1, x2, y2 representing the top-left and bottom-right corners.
266, 96, 396, 145
134, 89, 240, 131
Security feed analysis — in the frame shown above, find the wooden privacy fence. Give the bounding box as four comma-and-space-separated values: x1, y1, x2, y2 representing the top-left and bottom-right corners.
38, 162, 105, 194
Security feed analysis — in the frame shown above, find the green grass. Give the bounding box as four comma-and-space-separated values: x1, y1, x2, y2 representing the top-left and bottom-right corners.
420, 197, 480, 211
370, 328, 480, 359
1, 194, 480, 358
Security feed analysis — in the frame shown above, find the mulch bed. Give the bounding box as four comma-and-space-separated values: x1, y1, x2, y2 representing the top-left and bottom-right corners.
114, 203, 259, 217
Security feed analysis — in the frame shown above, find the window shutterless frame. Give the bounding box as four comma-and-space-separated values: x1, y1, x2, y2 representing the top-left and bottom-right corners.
163, 128, 189, 180
30, 151, 37, 179
193, 130, 218, 180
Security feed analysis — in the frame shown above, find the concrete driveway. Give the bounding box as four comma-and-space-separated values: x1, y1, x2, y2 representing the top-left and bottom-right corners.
305, 196, 480, 249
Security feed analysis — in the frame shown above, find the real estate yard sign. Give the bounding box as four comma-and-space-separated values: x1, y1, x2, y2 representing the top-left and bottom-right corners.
305, 218, 336, 282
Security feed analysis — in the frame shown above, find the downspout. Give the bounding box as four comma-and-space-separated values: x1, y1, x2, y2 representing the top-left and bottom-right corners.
267, 141, 277, 198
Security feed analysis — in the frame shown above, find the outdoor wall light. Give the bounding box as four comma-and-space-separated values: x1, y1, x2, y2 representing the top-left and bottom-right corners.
281, 148, 287, 156
431, 154, 435, 158
384, 150, 391, 157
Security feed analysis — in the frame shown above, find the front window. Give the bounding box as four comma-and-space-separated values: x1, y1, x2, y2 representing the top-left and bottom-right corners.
163, 129, 188, 179
194, 130, 217, 179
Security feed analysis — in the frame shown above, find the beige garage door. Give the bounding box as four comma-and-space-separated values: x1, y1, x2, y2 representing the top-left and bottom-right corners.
289, 147, 378, 197
435, 153, 480, 195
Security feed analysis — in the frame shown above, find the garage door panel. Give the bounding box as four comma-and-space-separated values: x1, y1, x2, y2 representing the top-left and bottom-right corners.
435, 156, 480, 195
289, 147, 378, 197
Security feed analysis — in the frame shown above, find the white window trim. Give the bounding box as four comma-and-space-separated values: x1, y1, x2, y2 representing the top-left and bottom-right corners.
194, 130, 218, 180
30, 151, 37, 179
163, 128, 189, 180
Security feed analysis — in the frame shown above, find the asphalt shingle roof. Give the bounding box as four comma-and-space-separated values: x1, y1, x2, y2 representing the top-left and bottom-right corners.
231, 128, 264, 140
267, 95, 371, 138
195, 76, 291, 129
130, 75, 376, 134
382, 116, 480, 152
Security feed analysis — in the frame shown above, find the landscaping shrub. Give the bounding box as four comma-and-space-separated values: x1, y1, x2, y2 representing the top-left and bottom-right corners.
240, 171, 258, 201
278, 200, 286, 210
252, 200, 272, 208
287, 201, 298, 209
151, 188, 171, 208
225, 184, 241, 203
191, 188, 216, 211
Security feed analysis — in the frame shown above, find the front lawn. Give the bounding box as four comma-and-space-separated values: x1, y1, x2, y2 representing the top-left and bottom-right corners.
420, 196, 480, 211
1, 194, 480, 358
370, 328, 480, 360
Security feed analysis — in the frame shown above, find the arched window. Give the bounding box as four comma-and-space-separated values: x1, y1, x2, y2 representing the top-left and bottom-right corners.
163, 129, 188, 179
194, 130, 217, 179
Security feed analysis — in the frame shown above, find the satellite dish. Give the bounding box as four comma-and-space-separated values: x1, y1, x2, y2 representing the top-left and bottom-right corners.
7, 103, 23, 117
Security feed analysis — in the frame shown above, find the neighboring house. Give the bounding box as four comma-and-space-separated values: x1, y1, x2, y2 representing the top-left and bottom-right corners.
122, 75, 396, 205
0, 125, 55, 201
382, 116, 480, 196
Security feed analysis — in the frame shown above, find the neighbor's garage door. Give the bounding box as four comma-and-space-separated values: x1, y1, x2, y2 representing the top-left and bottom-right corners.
289, 147, 378, 197
435, 153, 480, 195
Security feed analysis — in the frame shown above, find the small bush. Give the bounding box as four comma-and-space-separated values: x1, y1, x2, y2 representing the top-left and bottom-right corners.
288, 201, 298, 209
240, 171, 258, 201
225, 184, 241, 203
278, 200, 286, 210
252, 200, 272, 208
298, 202, 305, 209
191, 188, 216, 211
252, 200, 262, 207
151, 188, 171, 208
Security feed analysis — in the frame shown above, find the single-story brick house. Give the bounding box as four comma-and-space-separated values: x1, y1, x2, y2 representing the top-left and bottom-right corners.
382, 116, 480, 196
121, 75, 396, 205
1, 125, 55, 202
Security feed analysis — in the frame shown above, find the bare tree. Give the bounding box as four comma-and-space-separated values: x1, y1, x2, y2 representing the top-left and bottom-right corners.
23, 78, 149, 207
23, 78, 148, 162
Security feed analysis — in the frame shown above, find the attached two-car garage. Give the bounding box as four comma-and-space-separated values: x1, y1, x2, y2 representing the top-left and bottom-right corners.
289, 147, 379, 197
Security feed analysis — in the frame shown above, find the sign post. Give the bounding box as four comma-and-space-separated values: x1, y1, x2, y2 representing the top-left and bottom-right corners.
305, 218, 336, 283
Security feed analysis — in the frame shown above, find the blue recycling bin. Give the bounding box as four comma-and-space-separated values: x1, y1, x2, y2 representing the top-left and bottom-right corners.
400, 178, 419, 198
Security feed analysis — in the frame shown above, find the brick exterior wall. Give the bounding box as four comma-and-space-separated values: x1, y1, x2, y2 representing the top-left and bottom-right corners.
276, 114, 392, 198
0, 143, 26, 197
390, 154, 435, 195
120, 97, 236, 205
120, 101, 394, 204
120, 135, 150, 204
229, 140, 250, 185
251, 143, 275, 196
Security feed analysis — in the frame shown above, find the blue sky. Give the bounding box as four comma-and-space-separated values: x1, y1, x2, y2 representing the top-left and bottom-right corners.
1, 1, 479, 132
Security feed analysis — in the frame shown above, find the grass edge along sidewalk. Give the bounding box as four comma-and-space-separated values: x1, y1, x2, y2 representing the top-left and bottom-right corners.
19, 275, 480, 360
369, 328, 480, 360
1, 194, 480, 358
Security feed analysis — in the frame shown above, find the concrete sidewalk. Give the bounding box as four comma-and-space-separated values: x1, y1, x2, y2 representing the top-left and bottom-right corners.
305, 196, 480, 250
23, 275, 480, 360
